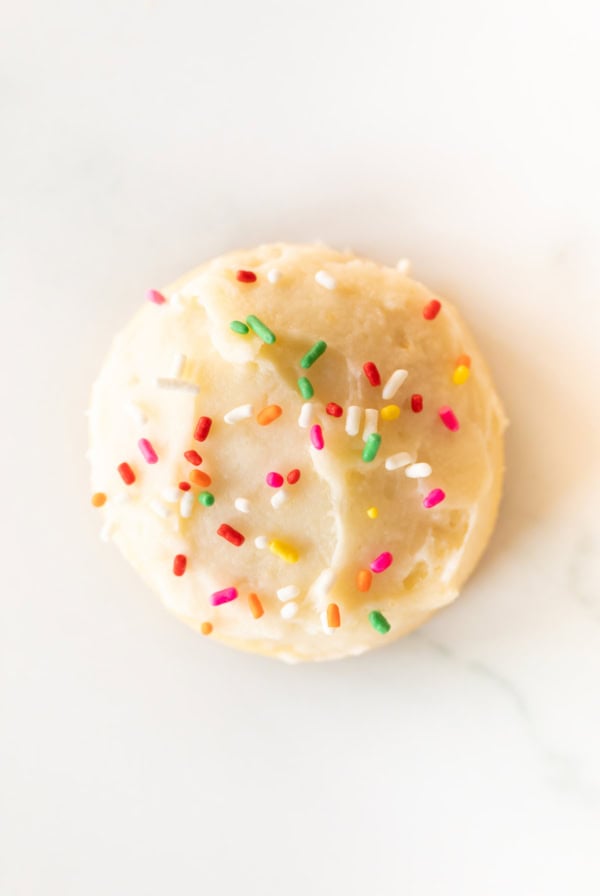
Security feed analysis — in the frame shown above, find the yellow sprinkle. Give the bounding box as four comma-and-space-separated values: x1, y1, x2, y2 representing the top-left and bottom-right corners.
269, 539, 299, 563
452, 364, 471, 385
381, 404, 400, 421
366, 507, 378, 519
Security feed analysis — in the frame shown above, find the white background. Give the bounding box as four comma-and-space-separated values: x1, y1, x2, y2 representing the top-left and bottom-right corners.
2, 1, 600, 893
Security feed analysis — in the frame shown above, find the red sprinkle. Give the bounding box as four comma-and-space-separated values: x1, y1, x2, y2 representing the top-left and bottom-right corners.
173, 554, 187, 576
326, 402, 344, 417
411, 394, 423, 413
179, 481, 191, 491
236, 269, 257, 283
217, 523, 245, 547
439, 405, 460, 432
147, 289, 166, 305
117, 462, 135, 485
184, 450, 202, 466
363, 361, 381, 387
287, 468, 301, 485
266, 472, 284, 488
194, 416, 212, 442
423, 299, 442, 320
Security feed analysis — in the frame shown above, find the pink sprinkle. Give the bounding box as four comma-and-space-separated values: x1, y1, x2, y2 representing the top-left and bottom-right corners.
266, 472, 284, 488
310, 424, 324, 450
439, 405, 460, 431
138, 438, 158, 464
423, 488, 446, 508
211, 587, 238, 606
370, 551, 393, 573
147, 289, 166, 305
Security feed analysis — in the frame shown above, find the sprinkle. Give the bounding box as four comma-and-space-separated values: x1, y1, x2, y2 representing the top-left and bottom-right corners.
91, 492, 106, 507
369, 610, 391, 634
366, 506, 378, 519
194, 416, 212, 442
224, 404, 253, 424
277, 585, 299, 601
230, 320, 249, 334
356, 569, 372, 592
384, 452, 412, 471
184, 449, 202, 466
162, 487, 181, 503
300, 340, 327, 369
298, 402, 313, 428
382, 368, 408, 399
313, 568, 335, 596
345, 406, 362, 436
236, 269, 257, 283
362, 433, 381, 462
217, 523, 245, 546
326, 402, 343, 417
257, 404, 282, 426
149, 499, 170, 519
439, 405, 460, 431
173, 554, 187, 576
453, 365, 471, 385
147, 289, 166, 305
405, 462, 432, 479
423, 488, 446, 508
396, 258, 411, 275
266, 472, 284, 488
270, 540, 299, 564
138, 438, 158, 464
456, 353, 471, 368
125, 401, 148, 426
297, 377, 314, 399
327, 603, 341, 628
180, 492, 194, 518
381, 404, 400, 421
362, 408, 378, 442
423, 299, 442, 320
271, 490, 287, 509
370, 551, 393, 573
363, 361, 381, 387
234, 497, 250, 513
189, 470, 212, 487
248, 593, 264, 619
246, 314, 275, 344
198, 491, 215, 507
170, 352, 187, 378
310, 424, 324, 450
267, 268, 281, 284
155, 377, 200, 394
254, 535, 268, 549
211, 587, 238, 606
117, 462, 135, 485
411, 394, 423, 413
315, 270, 336, 289
200, 622, 213, 635
179, 481, 191, 491
281, 602, 298, 619
286, 468, 301, 484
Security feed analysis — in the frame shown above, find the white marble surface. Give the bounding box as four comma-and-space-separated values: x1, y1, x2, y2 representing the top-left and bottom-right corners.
2, 0, 600, 892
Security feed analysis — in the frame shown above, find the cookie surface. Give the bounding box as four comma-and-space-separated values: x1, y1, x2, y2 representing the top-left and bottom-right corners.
89, 243, 506, 661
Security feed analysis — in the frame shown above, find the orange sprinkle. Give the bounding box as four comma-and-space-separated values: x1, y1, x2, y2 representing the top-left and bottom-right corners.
455, 353, 471, 368
91, 492, 106, 507
200, 622, 213, 636
356, 569, 372, 592
189, 470, 212, 487
326, 603, 341, 628
257, 404, 282, 426
248, 593, 264, 619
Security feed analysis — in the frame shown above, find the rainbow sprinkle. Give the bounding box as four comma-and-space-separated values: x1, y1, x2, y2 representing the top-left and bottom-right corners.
300, 340, 327, 369
246, 314, 276, 343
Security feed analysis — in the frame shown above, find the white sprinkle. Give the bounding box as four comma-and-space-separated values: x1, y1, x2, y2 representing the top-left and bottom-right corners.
271, 490, 287, 509
267, 268, 281, 284
125, 401, 148, 426
312, 567, 336, 597
155, 377, 200, 394
396, 258, 411, 275
170, 352, 187, 378
315, 270, 336, 290
149, 499, 170, 519
234, 497, 251, 514
162, 487, 182, 503
298, 402, 313, 428
382, 368, 408, 400
385, 451, 413, 471
320, 611, 333, 635
345, 405, 362, 436
280, 601, 299, 619
180, 491, 194, 519
254, 535, 268, 550
224, 403, 253, 424
362, 408, 379, 442
405, 462, 432, 479
277, 585, 300, 602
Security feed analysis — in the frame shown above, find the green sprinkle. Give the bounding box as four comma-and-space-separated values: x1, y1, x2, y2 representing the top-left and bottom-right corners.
297, 376, 314, 399
246, 314, 276, 344
198, 491, 215, 507
230, 320, 249, 334
368, 610, 391, 634
362, 432, 382, 462
300, 340, 327, 369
